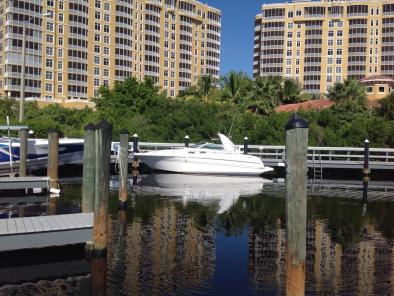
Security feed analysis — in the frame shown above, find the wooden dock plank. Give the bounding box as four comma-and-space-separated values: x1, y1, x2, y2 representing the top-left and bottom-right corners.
0, 213, 94, 252
0, 219, 8, 235
59, 214, 78, 228
6, 219, 17, 234
14, 218, 26, 233
30, 216, 44, 232
51, 215, 70, 231
70, 213, 89, 228
43, 216, 61, 231
37, 216, 52, 231
79, 213, 94, 227
22, 218, 35, 233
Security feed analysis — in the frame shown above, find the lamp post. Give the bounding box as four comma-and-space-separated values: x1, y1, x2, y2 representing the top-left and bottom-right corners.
19, 13, 51, 122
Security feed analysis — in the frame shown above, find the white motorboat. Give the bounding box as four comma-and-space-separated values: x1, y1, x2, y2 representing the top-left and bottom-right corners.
134, 133, 273, 176
0, 137, 84, 173
137, 174, 271, 214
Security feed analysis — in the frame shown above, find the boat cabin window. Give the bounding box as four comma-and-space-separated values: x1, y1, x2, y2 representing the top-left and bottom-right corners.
190, 142, 223, 150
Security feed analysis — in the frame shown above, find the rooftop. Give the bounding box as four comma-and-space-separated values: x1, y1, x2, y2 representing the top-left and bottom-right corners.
276, 99, 334, 113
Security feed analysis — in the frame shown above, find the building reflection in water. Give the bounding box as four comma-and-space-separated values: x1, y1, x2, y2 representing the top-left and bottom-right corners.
248, 219, 394, 295
107, 204, 216, 295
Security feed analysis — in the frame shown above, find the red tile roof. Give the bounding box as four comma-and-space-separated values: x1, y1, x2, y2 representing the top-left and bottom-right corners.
360, 75, 394, 85
275, 99, 334, 113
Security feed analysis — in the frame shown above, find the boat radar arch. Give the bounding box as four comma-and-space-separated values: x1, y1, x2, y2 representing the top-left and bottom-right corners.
218, 133, 237, 152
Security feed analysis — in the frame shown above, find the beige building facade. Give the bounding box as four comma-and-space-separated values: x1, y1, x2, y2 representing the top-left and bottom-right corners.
254, 0, 394, 95
0, 0, 221, 103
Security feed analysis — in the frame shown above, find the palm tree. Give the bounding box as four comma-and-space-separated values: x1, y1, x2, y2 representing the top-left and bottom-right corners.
247, 76, 282, 114
220, 71, 251, 103
197, 75, 216, 98
281, 79, 302, 104
378, 92, 394, 120
327, 79, 367, 110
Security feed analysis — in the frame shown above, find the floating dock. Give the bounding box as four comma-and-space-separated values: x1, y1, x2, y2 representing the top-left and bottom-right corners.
0, 176, 50, 191
0, 213, 93, 252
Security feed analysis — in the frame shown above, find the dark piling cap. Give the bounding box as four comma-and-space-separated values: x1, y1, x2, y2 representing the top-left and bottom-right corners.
47, 128, 59, 133
285, 113, 309, 131
96, 120, 113, 130
84, 123, 96, 131
120, 129, 129, 135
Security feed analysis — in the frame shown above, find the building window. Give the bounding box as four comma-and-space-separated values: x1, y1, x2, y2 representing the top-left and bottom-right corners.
58, 73, 63, 82
46, 34, 54, 43
45, 83, 53, 92
366, 86, 373, 93
379, 86, 385, 93
45, 71, 53, 80
58, 84, 63, 94
94, 56, 100, 64
46, 59, 53, 68
94, 67, 100, 76
94, 79, 100, 87
46, 46, 53, 56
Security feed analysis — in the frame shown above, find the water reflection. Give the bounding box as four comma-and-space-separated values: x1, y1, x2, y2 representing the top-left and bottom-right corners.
0, 174, 393, 295
137, 174, 268, 214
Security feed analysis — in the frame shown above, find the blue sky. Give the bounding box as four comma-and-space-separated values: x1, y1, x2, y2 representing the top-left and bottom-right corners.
205, 0, 280, 77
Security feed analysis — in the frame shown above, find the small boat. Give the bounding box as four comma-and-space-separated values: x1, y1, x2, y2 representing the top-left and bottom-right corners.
0, 137, 84, 173
134, 133, 273, 176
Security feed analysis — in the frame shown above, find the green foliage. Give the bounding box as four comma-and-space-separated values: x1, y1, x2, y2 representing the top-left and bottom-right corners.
220, 71, 251, 104
327, 80, 368, 112
378, 92, 394, 120
0, 77, 393, 148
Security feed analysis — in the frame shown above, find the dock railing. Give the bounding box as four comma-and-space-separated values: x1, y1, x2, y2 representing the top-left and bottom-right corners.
117, 142, 394, 170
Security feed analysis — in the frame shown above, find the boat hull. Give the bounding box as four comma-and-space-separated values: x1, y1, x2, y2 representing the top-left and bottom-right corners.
136, 151, 273, 176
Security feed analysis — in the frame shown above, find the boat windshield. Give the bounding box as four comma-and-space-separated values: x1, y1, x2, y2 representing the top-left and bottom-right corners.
190, 142, 224, 150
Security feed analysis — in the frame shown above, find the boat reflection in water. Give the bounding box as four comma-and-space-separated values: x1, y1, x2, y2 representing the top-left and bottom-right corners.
137, 173, 270, 213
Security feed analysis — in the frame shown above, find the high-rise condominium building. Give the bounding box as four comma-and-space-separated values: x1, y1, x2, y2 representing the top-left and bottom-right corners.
254, 0, 394, 94
0, 0, 221, 102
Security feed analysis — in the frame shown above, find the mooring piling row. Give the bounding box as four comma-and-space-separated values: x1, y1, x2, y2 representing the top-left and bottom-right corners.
19, 128, 28, 177
93, 120, 112, 254
119, 129, 129, 209
285, 113, 308, 296
362, 139, 370, 204
244, 136, 248, 155
82, 123, 96, 213
47, 128, 59, 189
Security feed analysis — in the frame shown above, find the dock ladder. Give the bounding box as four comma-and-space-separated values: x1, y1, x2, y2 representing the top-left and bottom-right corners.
312, 151, 323, 181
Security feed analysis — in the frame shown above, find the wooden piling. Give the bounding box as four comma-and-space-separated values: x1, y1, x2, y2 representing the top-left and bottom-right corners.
47, 128, 59, 188
119, 129, 129, 209
82, 124, 96, 213
244, 136, 248, 155
132, 133, 139, 153
93, 120, 112, 254
285, 113, 308, 296
19, 128, 28, 177
185, 135, 190, 148
362, 139, 370, 204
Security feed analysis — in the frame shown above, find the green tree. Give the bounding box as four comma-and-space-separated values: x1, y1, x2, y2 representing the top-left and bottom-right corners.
327, 79, 367, 111
247, 76, 282, 114
281, 78, 303, 104
220, 71, 251, 103
378, 92, 394, 120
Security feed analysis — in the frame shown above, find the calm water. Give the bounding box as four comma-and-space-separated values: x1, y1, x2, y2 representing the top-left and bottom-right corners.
0, 174, 393, 296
